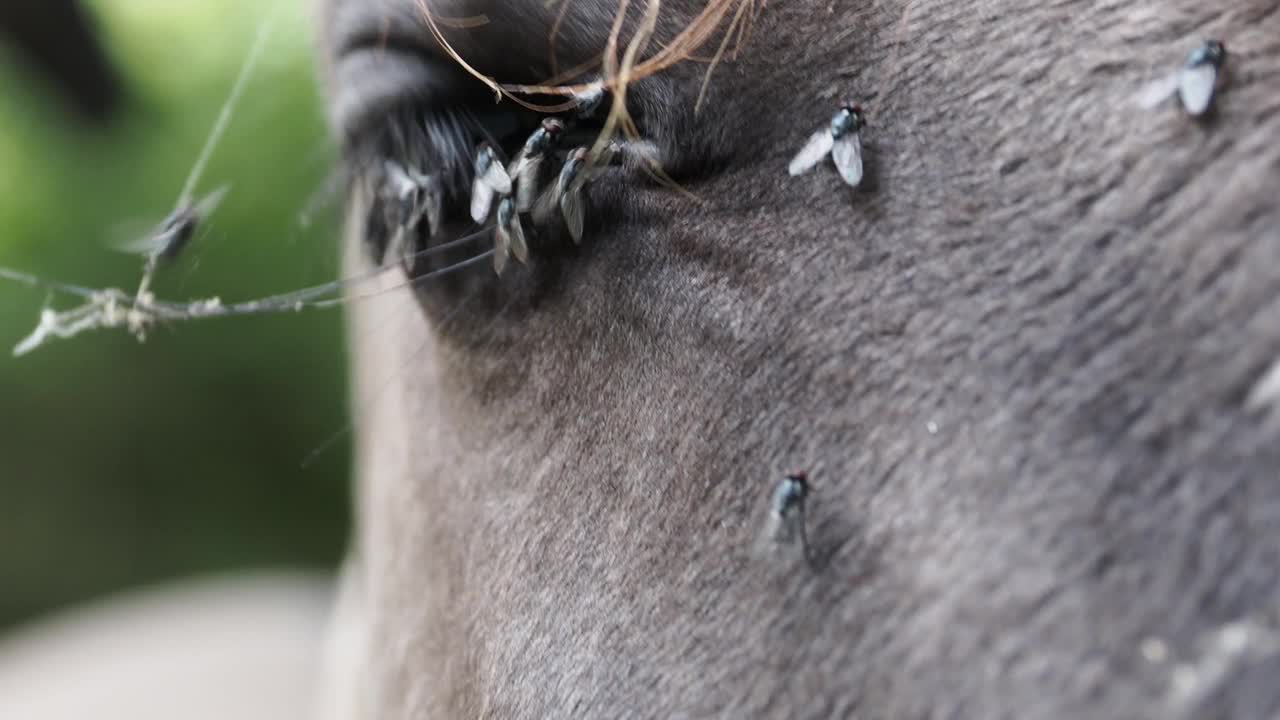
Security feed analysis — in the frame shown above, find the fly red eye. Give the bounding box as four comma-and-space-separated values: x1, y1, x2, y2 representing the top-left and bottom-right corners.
544, 118, 564, 135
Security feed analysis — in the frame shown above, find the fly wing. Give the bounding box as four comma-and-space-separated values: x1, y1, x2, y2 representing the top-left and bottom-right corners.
506, 151, 525, 180
508, 215, 530, 264
607, 139, 660, 171
470, 178, 494, 224
831, 132, 864, 188
402, 170, 439, 236
1136, 71, 1181, 110
191, 185, 231, 220
753, 508, 804, 562
422, 183, 443, 238
531, 183, 560, 226
110, 219, 170, 256
572, 163, 597, 194
113, 185, 229, 257
560, 189, 585, 244
480, 157, 512, 195
492, 224, 510, 275
1178, 64, 1219, 115
787, 129, 834, 176
574, 83, 605, 118
382, 163, 422, 230
771, 509, 800, 545
514, 155, 544, 213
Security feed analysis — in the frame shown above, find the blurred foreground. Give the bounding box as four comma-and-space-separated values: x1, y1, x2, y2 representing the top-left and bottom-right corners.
0, 573, 332, 720
0, 0, 350, 628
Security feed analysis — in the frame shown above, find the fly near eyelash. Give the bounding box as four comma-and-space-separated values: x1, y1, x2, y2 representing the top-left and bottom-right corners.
470, 143, 513, 225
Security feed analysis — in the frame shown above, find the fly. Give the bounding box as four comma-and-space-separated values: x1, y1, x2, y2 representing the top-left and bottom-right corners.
788, 102, 866, 188
470, 143, 513, 224
492, 196, 529, 276
572, 82, 607, 120
762, 471, 814, 566
382, 160, 442, 239
538, 145, 617, 244
509, 118, 565, 213
1137, 39, 1227, 116
556, 147, 590, 243
116, 185, 231, 265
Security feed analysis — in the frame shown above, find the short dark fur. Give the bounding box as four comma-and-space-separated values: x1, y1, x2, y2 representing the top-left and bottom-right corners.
320, 0, 1280, 717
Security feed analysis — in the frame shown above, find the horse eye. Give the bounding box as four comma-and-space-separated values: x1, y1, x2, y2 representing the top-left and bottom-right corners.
326, 0, 669, 329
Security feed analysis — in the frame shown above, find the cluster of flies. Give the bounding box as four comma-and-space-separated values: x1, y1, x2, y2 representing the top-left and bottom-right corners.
467, 106, 619, 275
769, 41, 1226, 569
376, 82, 656, 278
786, 39, 1227, 193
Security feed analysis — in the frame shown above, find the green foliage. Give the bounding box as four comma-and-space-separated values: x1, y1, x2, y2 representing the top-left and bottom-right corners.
0, 0, 350, 627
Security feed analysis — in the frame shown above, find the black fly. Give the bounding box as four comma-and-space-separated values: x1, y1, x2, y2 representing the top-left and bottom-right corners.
469, 143, 513, 224
571, 82, 607, 120
117, 186, 230, 266
537, 144, 617, 244
760, 471, 814, 567
1138, 39, 1227, 116
555, 147, 591, 243
509, 118, 565, 213
788, 103, 866, 188
381, 160, 442, 239
492, 196, 528, 276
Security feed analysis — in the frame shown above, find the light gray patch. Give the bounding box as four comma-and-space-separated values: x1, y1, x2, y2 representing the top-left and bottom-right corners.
1245, 358, 1280, 413
1166, 610, 1280, 718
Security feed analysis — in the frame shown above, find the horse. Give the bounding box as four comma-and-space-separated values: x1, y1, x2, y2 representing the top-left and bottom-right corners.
318, 0, 1280, 716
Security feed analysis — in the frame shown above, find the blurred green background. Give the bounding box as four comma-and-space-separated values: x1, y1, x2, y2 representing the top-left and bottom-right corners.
0, 0, 350, 628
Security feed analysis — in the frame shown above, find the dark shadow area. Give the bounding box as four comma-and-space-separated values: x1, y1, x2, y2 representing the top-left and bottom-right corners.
0, 1, 124, 124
